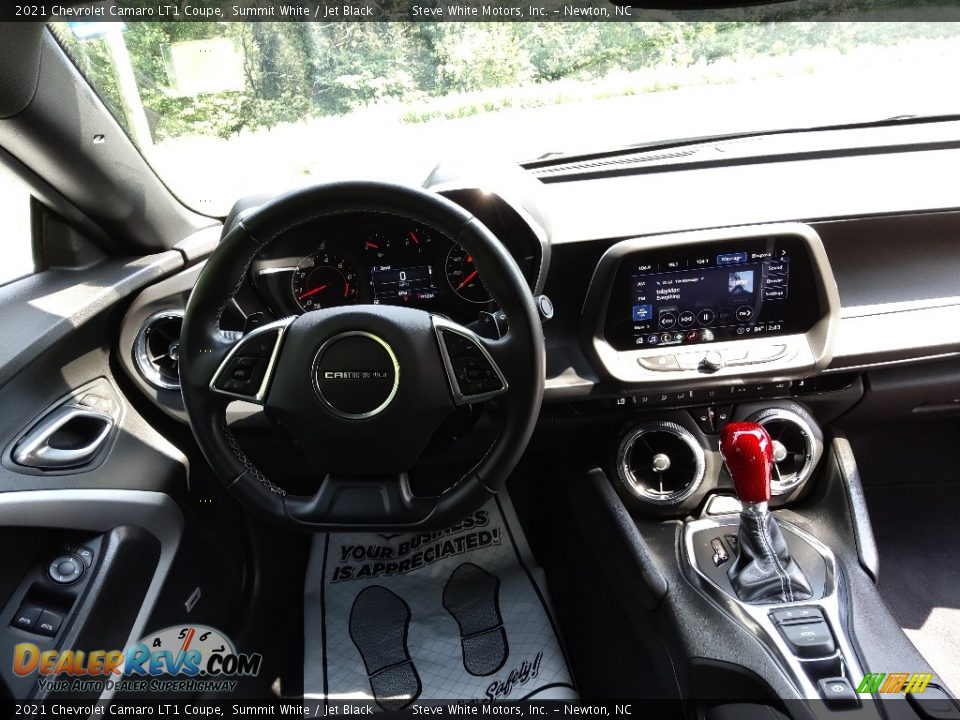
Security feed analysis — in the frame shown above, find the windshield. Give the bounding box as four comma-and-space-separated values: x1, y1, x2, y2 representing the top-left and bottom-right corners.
51, 20, 960, 216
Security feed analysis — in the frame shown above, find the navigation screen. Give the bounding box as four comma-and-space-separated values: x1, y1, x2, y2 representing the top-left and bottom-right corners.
604, 236, 819, 350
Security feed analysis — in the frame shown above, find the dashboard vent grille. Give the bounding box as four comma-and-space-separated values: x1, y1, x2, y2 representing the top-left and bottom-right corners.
618, 422, 705, 506
134, 310, 184, 391
529, 148, 699, 178
747, 407, 823, 496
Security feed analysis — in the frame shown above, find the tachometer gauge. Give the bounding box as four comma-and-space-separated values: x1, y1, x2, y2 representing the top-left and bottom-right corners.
292, 252, 359, 311
445, 246, 491, 304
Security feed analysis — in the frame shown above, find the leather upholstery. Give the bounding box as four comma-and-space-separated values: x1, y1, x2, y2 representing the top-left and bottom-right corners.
727, 510, 813, 604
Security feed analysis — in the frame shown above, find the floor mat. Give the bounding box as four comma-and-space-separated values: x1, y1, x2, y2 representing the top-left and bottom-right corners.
304, 495, 577, 710
866, 482, 960, 696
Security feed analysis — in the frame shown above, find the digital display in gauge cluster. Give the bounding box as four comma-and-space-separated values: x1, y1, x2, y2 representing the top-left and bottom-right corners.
604, 236, 820, 350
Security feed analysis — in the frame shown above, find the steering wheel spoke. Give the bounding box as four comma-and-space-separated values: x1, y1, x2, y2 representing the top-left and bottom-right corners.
209, 316, 294, 405
433, 315, 509, 405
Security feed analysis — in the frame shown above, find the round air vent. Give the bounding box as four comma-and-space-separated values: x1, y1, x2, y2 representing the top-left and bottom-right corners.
134, 310, 184, 390
617, 421, 705, 505
747, 407, 823, 495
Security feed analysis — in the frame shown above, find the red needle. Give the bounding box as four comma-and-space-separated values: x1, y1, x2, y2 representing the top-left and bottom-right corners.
365, 241, 379, 249
343, 283, 350, 298
457, 270, 479, 290
408, 231, 419, 245
298, 284, 328, 300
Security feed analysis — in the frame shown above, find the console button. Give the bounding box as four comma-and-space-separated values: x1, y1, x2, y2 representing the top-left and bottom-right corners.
770, 606, 823, 625
75, 546, 94, 568
637, 354, 680, 371
735, 305, 754, 321
714, 405, 733, 426
48, 554, 84, 585
710, 537, 729, 566
678, 311, 696, 327
746, 344, 787, 362
907, 685, 960, 720
817, 677, 859, 710
36, 610, 63, 637
779, 620, 835, 658
691, 407, 715, 434
11, 605, 42, 632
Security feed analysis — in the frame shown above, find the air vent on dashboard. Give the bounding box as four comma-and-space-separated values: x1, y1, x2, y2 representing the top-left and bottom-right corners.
134, 310, 184, 391
747, 407, 823, 496
617, 422, 705, 506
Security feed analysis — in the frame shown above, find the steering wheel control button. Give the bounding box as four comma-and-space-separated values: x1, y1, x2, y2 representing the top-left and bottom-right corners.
242, 329, 282, 358
817, 678, 860, 710
36, 610, 64, 637
436, 326, 507, 404
48, 554, 84, 585
216, 355, 268, 396
210, 321, 293, 402
11, 605, 42, 632
778, 618, 835, 658
313, 332, 399, 420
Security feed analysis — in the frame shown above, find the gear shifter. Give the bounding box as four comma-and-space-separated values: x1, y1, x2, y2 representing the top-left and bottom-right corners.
721, 422, 813, 604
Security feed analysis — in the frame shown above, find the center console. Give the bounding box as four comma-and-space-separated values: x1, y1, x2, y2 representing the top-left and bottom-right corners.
561, 222, 952, 716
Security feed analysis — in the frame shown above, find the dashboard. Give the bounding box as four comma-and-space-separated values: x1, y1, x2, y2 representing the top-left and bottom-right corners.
117, 135, 960, 490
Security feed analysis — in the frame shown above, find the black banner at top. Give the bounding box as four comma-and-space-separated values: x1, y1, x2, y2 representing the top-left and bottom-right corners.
9, 0, 960, 23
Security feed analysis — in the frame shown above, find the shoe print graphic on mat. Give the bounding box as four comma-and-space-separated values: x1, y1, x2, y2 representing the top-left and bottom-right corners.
348, 585, 422, 711
442, 562, 508, 676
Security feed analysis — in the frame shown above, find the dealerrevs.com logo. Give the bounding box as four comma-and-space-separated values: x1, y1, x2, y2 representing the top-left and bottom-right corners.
13, 625, 262, 694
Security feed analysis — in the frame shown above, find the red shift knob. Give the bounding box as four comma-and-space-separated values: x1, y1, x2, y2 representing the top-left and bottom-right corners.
720, 422, 774, 504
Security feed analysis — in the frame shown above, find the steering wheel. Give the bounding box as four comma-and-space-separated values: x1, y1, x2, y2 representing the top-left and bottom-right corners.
179, 181, 545, 531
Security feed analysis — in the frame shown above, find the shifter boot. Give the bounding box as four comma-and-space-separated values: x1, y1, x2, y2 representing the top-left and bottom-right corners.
728, 510, 813, 604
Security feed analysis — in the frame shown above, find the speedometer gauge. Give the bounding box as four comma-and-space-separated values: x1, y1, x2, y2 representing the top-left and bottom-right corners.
445, 246, 491, 304
292, 252, 359, 311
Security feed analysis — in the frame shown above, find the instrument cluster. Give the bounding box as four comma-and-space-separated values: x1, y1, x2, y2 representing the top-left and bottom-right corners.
250, 213, 501, 322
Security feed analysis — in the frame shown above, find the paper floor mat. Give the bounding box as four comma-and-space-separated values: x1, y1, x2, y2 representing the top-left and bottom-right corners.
304, 495, 577, 710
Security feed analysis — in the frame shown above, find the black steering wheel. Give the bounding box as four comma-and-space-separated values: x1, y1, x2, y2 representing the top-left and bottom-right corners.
179, 181, 545, 531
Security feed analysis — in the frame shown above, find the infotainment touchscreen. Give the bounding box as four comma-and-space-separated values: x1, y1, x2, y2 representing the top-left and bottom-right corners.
603, 236, 820, 351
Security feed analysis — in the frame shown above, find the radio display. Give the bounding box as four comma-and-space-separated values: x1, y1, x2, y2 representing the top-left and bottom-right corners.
604, 236, 820, 351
